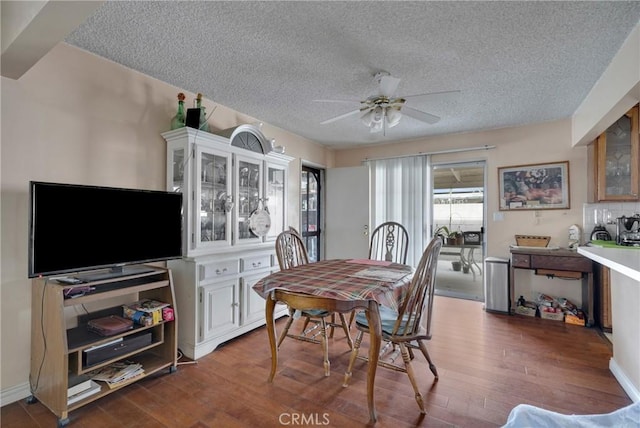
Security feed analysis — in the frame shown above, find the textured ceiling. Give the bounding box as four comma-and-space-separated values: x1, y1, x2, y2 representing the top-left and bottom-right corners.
65, 1, 640, 149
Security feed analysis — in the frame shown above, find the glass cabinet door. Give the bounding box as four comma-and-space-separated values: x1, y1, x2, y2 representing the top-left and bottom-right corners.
197, 148, 232, 248
266, 163, 286, 240
597, 105, 639, 201
235, 155, 262, 243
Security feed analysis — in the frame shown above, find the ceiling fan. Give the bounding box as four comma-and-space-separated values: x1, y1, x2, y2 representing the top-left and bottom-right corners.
315, 71, 459, 133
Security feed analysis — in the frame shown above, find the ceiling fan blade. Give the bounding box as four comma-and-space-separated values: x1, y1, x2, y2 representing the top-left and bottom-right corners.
313, 99, 362, 104
401, 106, 441, 124
379, 75, 401, 98
320, 108, 365, 125
403, 90, 461, 103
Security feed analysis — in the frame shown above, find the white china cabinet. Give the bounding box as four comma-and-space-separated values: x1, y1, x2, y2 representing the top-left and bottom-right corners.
162, 125, 291, 359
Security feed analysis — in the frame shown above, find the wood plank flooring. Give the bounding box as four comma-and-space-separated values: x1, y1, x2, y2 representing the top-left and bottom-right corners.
2, 296, 632, 427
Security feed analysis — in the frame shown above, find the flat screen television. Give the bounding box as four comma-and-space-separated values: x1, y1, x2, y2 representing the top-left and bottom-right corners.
28, 181, 183, 279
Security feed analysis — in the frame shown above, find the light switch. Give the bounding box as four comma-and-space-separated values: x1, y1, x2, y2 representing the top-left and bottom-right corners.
493, 212, 504, 221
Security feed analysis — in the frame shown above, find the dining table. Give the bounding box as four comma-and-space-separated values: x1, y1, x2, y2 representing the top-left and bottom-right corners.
252, 258, 414, 424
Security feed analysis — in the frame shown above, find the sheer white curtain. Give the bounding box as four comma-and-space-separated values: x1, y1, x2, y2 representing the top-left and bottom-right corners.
367, 155, 432, 267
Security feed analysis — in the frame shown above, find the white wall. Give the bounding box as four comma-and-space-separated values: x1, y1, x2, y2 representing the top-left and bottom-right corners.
572, 22, 640, 146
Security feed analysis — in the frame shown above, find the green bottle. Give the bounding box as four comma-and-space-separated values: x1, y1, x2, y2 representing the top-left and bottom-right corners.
170, 93, 186, 130
196, 93, 209, 132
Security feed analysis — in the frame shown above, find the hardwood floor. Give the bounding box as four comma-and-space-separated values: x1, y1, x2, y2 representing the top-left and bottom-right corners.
2, 296, 631, 427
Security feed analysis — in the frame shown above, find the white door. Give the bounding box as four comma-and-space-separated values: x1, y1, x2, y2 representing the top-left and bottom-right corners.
325, 166, 369, 259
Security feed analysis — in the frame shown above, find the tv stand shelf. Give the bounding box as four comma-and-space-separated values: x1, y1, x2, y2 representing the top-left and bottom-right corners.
29, 265, 178, 427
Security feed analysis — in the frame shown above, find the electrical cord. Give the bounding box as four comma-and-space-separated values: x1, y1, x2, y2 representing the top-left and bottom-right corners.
176, 348, 197, 366
29, 279, 49, 395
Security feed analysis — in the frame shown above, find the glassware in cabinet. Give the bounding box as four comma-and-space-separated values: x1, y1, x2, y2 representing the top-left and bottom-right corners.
235, 156, 263, 243
266, 163, 286, 240
595, 105, 639, 201
197, 147, 232, 248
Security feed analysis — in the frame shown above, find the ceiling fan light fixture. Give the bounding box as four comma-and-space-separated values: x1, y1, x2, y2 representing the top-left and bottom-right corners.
370, 120, 384, 133
386, 108, 401, 128
360, 106, 384, 127
360, 110, 374, 127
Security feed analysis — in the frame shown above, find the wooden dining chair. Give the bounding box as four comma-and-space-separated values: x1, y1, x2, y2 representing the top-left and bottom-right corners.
343, 236, 442, 414
368, 221, 409, 264
349, 221, 410, 326
274, 230, 353, 376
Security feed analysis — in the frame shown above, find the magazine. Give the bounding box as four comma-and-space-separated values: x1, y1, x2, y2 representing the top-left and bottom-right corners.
89, 361, 144, 388
128, 299, 170, 313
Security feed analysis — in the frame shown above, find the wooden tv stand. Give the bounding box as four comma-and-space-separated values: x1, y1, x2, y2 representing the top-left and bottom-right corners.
29, 266, 177, 427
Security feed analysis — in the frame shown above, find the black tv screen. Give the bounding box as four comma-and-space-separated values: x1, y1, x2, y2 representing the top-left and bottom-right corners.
28, 181, 183, 278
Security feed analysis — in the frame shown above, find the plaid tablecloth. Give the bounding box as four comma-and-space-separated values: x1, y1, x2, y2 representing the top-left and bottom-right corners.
253, 259, 414, 309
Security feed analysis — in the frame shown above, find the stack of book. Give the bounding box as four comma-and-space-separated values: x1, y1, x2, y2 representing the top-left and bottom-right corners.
67, 375, 101, 405
123, 299, 170, 326
89, 361, 145, 389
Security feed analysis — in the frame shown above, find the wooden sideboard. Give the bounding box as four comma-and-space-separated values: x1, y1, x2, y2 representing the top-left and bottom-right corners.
509, 247, 594, 327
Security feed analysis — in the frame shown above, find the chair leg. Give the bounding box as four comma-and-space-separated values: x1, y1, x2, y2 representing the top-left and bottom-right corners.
277, 314, 295, 348
338, 313, 353, 349
319, 318, 330, 376
300, 316, 311, 335
400, 343, 426, 414
348, 310, 357, 328
417, 340, 439, 380
328, 313, 336, 338
343, 330, 364, 387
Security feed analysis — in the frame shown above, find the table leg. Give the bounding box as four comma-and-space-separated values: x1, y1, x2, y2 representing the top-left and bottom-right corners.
469, 247, 482, 276
463, 248, 476, 281
266, 295, 278, 382
365, 302, 381, 424
509, 265, 515, 314
587, 272, 595, 327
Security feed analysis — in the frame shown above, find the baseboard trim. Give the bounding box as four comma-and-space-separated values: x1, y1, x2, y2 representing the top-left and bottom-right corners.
1, 381, 31, 407
610, 357, 640, 403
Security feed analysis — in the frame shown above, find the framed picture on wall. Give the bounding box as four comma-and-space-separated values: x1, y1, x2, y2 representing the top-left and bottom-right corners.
498, 161, 570, 210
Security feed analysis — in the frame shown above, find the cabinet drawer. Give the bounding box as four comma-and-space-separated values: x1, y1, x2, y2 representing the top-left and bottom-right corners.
199, 260, 239, 281
531, 255, 592, 272
511, 254, 530, 268
241, 255, 271, 272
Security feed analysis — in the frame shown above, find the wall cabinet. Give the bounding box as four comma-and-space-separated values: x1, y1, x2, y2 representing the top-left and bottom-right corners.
29, 267, 177, 427
589, 105, 639, 202
162, 126, 291, 360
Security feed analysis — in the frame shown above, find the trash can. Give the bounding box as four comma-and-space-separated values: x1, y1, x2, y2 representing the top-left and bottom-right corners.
483, 257, 510, 313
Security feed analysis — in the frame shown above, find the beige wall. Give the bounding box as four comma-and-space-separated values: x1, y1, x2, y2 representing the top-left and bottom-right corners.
0, 43, 332, 402
334, 119, 586, 255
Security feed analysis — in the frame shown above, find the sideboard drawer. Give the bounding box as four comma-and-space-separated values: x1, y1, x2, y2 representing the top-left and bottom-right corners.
531, 255, 592, 272
511, 254, 531, 268
241, 254, 271, 272
199, 259, 239, 281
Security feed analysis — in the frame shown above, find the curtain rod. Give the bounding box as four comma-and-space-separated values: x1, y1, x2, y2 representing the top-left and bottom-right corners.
362, 144, 496, 163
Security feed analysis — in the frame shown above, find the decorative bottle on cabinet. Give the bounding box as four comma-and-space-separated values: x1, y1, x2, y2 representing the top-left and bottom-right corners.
170, 93, 186, 130
196, 93, 210, 132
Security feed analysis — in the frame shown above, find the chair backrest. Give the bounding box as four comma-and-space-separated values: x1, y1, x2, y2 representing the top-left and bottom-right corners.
288, 226, 301, 237
368, 221, 409, 264
391, 236, 442, 339
275, 230, 309, 270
